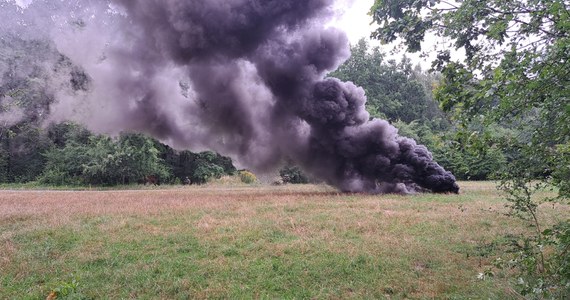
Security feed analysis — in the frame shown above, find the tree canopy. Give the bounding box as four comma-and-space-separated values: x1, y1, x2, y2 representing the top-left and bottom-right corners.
330, 39, 444, 125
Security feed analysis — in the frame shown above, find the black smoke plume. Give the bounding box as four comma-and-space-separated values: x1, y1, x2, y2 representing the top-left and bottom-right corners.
2, 0, 459, 194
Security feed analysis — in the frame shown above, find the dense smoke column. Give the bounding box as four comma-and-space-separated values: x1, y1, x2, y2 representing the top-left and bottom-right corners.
103, 0, 459, 193
5, 0, 458, 193
249, 28, 458, 193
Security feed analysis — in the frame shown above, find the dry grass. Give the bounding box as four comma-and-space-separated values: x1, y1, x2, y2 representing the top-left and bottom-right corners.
1, 181, 567, 299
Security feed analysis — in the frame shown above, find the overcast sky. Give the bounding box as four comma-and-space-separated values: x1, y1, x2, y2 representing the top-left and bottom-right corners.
13, 0, 437, 68
333, 0, 375, 43
13, 0, 375, 41
334, 0, 442, 69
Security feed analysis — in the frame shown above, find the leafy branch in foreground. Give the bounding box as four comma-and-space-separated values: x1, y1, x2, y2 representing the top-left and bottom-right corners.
371, 0, 569, 297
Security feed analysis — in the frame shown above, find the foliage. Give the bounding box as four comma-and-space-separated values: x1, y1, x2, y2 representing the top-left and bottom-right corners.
330, 39, 445, 124
239, 170, 257, 184
159, 148, 236, 185
0, 147, 8, 182
392, 120, 508, 180
48, 277, 88, 300
186, 151, 226, 184
492, 180, 570, 297
39, 131, 171, 186
1, 123, 53, 182
553, 143, 570, 198
212, 153, 237, 176
39, 141, 89, 185
4, 120, 237, 187
47, 122, 91, 148
371, 0, 570, 296
279, 165, 309, 184
370, 0, 569, 185
0, 35, 84, 183
81, 134, 170, 185
332, 38, 507, 181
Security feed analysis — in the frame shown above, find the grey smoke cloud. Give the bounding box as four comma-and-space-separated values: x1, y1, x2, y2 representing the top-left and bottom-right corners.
2, 0, 459, 194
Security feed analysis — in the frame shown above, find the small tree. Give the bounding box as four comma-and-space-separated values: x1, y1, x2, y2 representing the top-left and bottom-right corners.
39, 141, 89, 185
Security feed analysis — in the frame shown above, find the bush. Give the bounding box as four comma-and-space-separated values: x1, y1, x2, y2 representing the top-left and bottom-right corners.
279, 166, 309, 184
40, 133, 171, 186
192, 163, 224, 184
38, 168, 81, 186
239, 170, 257, 184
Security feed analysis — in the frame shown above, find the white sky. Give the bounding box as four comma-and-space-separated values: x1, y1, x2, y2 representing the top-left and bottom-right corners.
333, 0, 441, 69
332, 0, 376, 44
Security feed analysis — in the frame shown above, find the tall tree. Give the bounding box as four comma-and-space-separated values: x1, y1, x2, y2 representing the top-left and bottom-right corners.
330, 39, 444, 124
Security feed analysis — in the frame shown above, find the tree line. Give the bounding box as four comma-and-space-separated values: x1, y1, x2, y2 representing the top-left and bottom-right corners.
1, 34, 510, 188
1, 32, 516, 187
0, 35, 239, 186
1, 120, 238, 186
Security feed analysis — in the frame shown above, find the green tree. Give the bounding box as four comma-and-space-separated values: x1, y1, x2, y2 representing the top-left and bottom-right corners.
39, 123, 94, 185
189, 151, 226, 184
39, 140, 90, 185
392, 119, 508, 180
81, 133, 169, 185
0, 147, 9, 182
41, 131, 170, 186
160, 148, 236, 184
46, 122, 91, 148
330, 39, 444, 124
331, 37, 507, 180
371, 0, 569, 296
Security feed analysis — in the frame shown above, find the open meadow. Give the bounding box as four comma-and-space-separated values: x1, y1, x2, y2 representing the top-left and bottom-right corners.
1, 181, 567, 299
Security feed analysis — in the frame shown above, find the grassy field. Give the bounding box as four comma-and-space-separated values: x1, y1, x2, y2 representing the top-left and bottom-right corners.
1, 181, 567, 299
